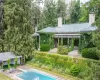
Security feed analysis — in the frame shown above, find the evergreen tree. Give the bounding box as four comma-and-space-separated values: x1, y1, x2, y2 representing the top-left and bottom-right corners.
4, 0, 34, 61
0, 0, 4, 52
38, 0, 67, 29
69, 0, 80, 23
79, 2, 89, 22
57, 0, 67, 24
43, 0, 57, 27
89, 0, 100, 59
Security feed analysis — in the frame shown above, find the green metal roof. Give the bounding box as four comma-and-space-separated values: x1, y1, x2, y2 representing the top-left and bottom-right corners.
37, 23, 96, 33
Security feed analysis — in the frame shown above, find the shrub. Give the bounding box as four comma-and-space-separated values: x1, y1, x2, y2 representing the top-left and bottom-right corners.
29, 52, 100, 79
70, 64, 81, 76
7, 59, 11, 69
82, 48, 99, 60
40, 44, 50, 51
58, 46, 68, 55
14, 57, 18, 68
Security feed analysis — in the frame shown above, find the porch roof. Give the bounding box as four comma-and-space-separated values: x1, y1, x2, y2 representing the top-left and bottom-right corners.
0, 52, 22, 61
54, 34, 81, 38
37, 23, 96, 33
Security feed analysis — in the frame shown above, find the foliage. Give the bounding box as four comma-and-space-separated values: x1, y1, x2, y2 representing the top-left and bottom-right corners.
40, 44, 50, 51
68, 0, 80, 23
70, 64, 81, 76
38, 0, 67, 29
7, 59, 11, 69
82, 48, 99, 60
42, 0, 57, 27
71, 38, 74, 51
0, 1, 5, 52
4, 0, 34, 61
58, 46, 68, 55
89, 0, 100, 59
89, 63, 100, 80
80, 33, 95, 51
14, 57, 18, 68
79, 3, 89, 22
28, 52, 100, 79
57, 0, 67, 24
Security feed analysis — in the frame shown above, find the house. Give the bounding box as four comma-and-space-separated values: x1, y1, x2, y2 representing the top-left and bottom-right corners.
33, 13, 96, 51
0, 52, 22, 66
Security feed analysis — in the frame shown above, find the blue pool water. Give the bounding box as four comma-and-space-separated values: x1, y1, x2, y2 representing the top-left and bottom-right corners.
18, 71, 56, 80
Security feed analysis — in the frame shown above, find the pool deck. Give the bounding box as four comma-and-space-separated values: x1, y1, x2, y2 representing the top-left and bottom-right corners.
2, 65, 66, 80
1, 69, 23, 80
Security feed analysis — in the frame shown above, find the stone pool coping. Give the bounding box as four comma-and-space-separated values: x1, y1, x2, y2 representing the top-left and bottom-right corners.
1, 69, 23, 80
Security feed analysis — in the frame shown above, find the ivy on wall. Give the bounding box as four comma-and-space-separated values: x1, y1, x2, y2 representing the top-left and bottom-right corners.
40, 33, 54, 49
79, 32, 95, 52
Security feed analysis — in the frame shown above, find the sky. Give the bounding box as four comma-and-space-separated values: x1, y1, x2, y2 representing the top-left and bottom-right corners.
80, 0, 90, 3
35, 0, 90, 8
65, 0, 90, 4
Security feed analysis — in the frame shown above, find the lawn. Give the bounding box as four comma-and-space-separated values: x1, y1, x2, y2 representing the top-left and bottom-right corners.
0, 73, 12, 80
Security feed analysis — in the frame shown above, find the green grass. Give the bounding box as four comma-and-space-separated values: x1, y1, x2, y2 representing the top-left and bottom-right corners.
0, 73, 12, 80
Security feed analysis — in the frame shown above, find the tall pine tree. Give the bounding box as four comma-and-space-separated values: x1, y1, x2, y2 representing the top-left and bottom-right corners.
4, 0, 34, 61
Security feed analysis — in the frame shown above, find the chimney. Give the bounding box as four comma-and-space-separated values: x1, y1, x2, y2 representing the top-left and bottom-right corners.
89, 13, 95, 26
35, 26, 38, 32
58, 17, 62, 27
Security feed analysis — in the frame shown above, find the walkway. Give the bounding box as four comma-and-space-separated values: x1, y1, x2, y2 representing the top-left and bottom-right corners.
68, 50, 81, 58
49, 48, 57, 53
49, 47, 81, 58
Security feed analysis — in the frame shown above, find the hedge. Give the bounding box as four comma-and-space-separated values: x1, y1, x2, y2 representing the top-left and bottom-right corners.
82, 48, 99, 60
40, 44, 50, 51
30, 52, 100, 79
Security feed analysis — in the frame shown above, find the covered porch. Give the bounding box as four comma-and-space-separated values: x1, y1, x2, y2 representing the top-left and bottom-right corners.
53, 34, 81, 49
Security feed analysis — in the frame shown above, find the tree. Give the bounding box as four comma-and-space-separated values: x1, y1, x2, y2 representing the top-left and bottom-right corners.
43, 0, 57, 27
57, 0, 67, 24
89, 0, 100, 59
69, 0, 80, 23
0, 0, 5, 52
4, 0, 34, 62
79, 2, 89, 22
38, 0, 67, 29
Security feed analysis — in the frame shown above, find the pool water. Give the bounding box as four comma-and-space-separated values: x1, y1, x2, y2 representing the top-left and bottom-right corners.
18, 71, 56, 80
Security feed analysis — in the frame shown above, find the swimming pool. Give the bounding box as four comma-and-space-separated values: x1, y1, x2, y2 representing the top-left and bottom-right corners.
18, 71, 56, 80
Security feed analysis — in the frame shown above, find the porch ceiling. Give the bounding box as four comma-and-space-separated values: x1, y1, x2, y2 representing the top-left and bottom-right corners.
54, 34, 81, 38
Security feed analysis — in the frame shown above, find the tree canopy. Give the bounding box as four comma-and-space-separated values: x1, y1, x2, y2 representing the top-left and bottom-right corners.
4, 0, 34, 61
